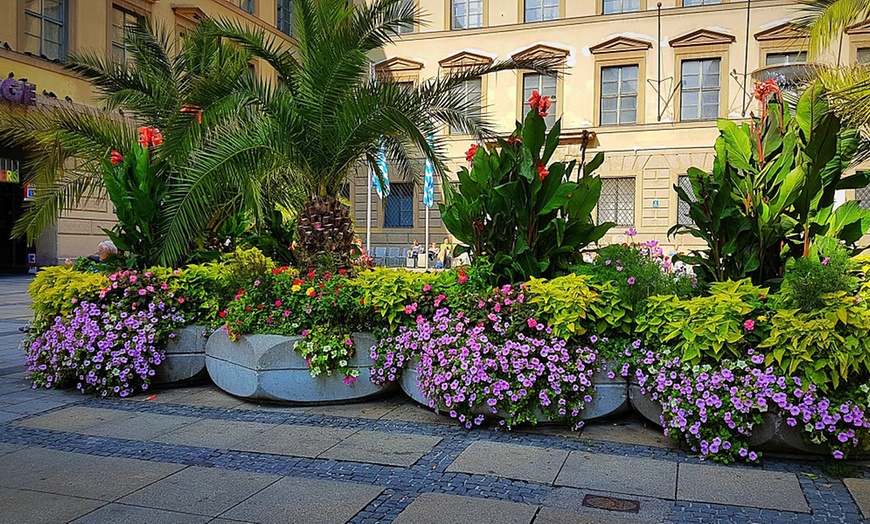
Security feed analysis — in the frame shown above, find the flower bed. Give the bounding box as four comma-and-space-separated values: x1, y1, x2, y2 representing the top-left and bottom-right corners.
205, 331, 392, 403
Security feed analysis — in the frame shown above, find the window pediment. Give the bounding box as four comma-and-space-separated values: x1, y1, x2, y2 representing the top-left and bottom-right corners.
511, 44, 570, 62
847, 20, 870, 35
438, 51, 493, 70
755, 23, 807, 42
374, 57, 424, 75
670, 29, 735, 48
590, 37, 652, 55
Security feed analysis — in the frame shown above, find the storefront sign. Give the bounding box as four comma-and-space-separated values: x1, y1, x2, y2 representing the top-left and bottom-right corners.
24, 183, 35, 199
0, 158, 20, 183
0, 78, 36, 106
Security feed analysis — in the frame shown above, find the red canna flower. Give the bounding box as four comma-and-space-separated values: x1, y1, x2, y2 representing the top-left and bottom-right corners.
109, 150, 123, 165
528, 90, 542, 111
538, 96, 551, 117
137, 126, 164, 148
537, 161, 549, 181
466, 144, 479, 163
753, 79, 780, 101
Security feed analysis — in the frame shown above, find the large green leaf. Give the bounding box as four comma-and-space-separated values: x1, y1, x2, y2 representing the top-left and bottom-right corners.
717, 120, 754, 173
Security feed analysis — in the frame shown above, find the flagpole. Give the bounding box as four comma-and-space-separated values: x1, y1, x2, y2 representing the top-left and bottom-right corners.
424, 205, 430, 270
366, 165, 372, 254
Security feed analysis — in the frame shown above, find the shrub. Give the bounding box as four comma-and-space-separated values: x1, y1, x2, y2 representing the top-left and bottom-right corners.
780, 245, 857, 312
296, 326, 358, 381
29, 267, 109, 326
524, 274, 629, 339
636, 279, 771, 364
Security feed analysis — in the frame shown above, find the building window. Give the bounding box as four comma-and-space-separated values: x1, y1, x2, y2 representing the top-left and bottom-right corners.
339, 183, 351, 200
111, 6, 143, 65
600, 65, 638, 125
857, 48, 870, 64
452, 0, 483, 30
765, 51, 807, 66
683, 0, 721, 6
384, 183, 414, 228
397, 0, 415, 34
523, 73, 557, 127
450, 78, 482, 134
598, 177, 635, 227
680, 58, 720, 121
603, 0, 640, 14
24, 0, 66, 60
230, 0, 254, 14
525, 0, 559, 23
676, 174, 698, 226
857, 175, 870, 210
277, 0, 292, 35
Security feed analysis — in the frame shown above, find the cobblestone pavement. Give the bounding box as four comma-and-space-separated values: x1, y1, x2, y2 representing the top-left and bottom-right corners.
1, 275, 870, 524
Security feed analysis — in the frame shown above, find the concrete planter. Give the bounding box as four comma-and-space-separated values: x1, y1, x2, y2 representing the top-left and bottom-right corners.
628, 376, 663, 426
153, 325, 209, 386
205, 331, 392, 403
401, 357, 628, 422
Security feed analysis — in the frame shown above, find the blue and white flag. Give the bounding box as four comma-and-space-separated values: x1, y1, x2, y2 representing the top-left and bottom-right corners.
423, 135, 435, 208
372, 146, 390, 199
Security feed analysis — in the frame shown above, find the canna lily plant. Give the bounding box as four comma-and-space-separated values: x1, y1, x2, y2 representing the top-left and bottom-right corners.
439, 91, 612, 285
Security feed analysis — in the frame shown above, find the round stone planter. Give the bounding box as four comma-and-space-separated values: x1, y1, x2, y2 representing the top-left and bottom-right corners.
205, 331, 392, 403
401, 357, 628, 422
628, 376, 663, 426
153, 325, 209, 386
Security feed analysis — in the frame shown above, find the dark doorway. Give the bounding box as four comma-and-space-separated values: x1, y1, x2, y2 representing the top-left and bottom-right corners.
0, 143, 29, 273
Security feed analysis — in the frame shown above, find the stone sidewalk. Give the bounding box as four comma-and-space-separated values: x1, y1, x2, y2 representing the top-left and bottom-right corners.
1, 275, 870, 523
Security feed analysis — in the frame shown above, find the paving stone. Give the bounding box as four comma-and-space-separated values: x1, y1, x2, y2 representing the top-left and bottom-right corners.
17, 405, 131, 432
307, 398, 406, 420
844, 478, 870, 519
534, 507, 655, 523
393, 493, 537, 524
0, 409, 24, 423
0, 487, 105, 524
555, 451, 677, 500
153, 418, 274, 449
208, 520, 257, 524
119, 465, 279, 517
319, 429, 442, 467
168, 388, 246, 409
220, 477, 383, 524
2, 396, 78, 414
0, 448, 185, 501
446, 441, 569, 485
385, 402, 454, 425
85, 412, 200, 441
69, 503, 212, 524
677, 463, 810, 513
542, 487, 671, 523
235, 424, 356, 458
579, 414, 677, 450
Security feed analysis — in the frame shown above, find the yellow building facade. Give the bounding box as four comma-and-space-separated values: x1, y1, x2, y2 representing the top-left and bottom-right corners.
0, 0, 867, 271
367, 0, 870, 252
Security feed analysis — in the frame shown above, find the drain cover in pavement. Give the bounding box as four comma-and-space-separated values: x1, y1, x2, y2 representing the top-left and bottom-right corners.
581, 494, 641, 513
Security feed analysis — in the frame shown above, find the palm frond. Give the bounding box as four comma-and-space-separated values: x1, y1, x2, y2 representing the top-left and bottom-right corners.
795, 0, 870, 55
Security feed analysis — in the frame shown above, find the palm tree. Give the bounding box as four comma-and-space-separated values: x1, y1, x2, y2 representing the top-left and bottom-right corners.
0, 19, 269, 264
160, 0, 562, 267
796, 0, 870, 148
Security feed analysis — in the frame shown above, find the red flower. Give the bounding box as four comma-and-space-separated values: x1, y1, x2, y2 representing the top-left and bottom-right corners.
466, 144, 479, 163
272, 268, 282, 275
528, 90, 542, 111
138, 126, 163, 148
338, 269, 347, 275
293, 278, 304, 286
537, 161, 549, 181
219, 310, 227, 318
538, 96, 551, 117
180, 103, 203, 124
109, 150, 123, 165
507, 136, 523, 147
753, 79, 780, 101
275, 300, 282, 307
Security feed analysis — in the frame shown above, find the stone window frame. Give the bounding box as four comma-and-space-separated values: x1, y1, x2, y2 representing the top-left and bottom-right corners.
670, 29, 734, 123
109, 2, 148, 65
439, 51, 493, 137
277, 0, 292, 36
597, 176, 637, 228
447, 0, 487, 31
599, 0, 645, 15
396, 0, 417, 35
590, 37, 650, 127
847, 21, 870, 65
21, 0, 68, 61
754, 23, 810, 69
521, 0, 563, 24
681, 0, 725, 6
510, 44, 569, 125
